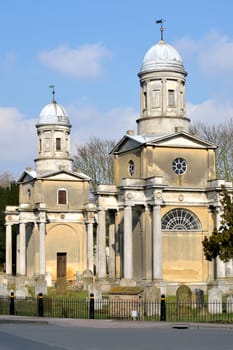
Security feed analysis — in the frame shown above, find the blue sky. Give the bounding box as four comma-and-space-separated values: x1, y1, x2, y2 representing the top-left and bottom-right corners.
1, 0, 233, 177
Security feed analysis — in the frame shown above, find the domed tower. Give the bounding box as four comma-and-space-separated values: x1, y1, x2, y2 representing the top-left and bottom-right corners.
137, 26, 189, 136
35, 91, 73, 174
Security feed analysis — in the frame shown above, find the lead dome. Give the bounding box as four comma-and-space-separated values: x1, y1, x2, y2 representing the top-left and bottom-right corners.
140, 40, 186, 74
38, 100, 70, 125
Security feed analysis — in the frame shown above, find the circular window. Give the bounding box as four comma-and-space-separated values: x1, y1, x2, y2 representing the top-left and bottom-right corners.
172, 158, 187, 175
128, 160, 135, 176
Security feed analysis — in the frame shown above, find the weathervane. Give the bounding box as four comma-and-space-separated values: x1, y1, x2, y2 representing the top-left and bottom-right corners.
49, 85, 56, 102
156, 19, 166, 40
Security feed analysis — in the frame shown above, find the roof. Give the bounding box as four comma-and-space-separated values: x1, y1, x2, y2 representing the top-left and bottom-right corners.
37, 100, 70, 126
18, 169, 90, 184
111, 131, 217, 154
140, 40, 186, 74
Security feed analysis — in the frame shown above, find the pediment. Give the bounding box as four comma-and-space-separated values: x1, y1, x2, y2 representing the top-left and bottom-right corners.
39, 170, 90, 182
18, 169, 37, 184
18, 169, 90, 183
147, 132, 216, 149
111, 131, 216, 154
111, 134, 146, 154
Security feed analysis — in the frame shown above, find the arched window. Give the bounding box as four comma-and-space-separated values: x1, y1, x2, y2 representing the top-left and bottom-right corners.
58, 189, 67, 205
162, 208, 201, 231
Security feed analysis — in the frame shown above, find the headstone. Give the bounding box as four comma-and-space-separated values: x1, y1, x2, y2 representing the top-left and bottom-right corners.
108, 286, 144, 319
208, 287, 222, 314
45, 272, 52, 287
15, 276, 28, 298
193, 289, 204, 309
176, 285, 192, 306
56, 277, 66, 295
0, 285, 8, 297
226, 295, 233, 314
82, 269, 93, 290
0, 275, 8, 297
176, 285, 192, 317
35, 276, 48, 296
144, 286, 161, 317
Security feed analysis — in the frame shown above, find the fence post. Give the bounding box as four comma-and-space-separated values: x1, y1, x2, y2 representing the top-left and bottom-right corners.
37, 293, 44, 317
9, 292, 15, 315
160, 294, 166, 321
89, 293, 94, 319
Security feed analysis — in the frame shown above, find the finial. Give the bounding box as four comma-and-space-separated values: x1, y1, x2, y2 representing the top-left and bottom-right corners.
49, 85, 56, 102
156, 19, 166, 41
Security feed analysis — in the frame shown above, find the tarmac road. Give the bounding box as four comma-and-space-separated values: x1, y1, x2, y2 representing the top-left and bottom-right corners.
0, 317, 232, 350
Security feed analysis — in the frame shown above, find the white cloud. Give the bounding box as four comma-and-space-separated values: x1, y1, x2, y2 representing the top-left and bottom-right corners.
187, 99, 233, 125
0, 103, 137, 178
39, 43, 112, 79
0, 108, 36, 177
175, 31, 233, 76
66, 104, 137, 151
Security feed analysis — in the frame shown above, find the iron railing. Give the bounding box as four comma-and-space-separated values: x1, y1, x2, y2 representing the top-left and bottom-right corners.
1, 296, 233, 323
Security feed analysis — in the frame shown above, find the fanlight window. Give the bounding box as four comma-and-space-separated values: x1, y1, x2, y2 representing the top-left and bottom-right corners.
162, 209, 201, 231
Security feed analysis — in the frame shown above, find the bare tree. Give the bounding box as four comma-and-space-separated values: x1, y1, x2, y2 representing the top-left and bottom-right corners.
0, 172, 15, 188
190, 118, 233, 181
73, 137, 115, 191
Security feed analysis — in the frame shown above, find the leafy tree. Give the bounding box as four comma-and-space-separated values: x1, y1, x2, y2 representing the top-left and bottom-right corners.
0, 181, 19, 270
73, 137, 115, 191
202, 186, 233, 263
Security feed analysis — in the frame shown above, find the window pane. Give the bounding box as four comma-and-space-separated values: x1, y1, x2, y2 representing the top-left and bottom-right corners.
56, 138, 61, 151
162, 208, 201, 231
168, 90, 175, 107
58, 190, 66, 204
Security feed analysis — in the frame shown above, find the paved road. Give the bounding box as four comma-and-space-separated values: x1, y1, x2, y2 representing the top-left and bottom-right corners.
0, 318, 233, 350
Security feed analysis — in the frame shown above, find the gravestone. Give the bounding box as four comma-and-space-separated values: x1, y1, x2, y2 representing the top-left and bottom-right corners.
35, 276, 48, 296
144, 286, 160, 317
108, 286, 144, 319
0, 275, 8, 296
89, 287, 103, 310
56, 277, 66, 295
15, 276, 28, 297
176, 285, 192, 306
45, 272, 52, 287
82, 269, 93, 290
192, 288, 204, 309
176, 285, 192, 317
226, 295, 233, 314
208, 287, 222, 314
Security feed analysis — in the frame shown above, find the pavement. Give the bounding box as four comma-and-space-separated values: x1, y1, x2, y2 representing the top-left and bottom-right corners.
0, 315, 233, 330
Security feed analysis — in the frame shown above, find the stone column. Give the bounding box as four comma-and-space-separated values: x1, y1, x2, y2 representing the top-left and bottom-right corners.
216, 208, 226, 278
39, 222, 46, 275
5, 224, 12, 274
152, 204, 162, 280
108, 211, 116, 279
19, 223, 26, 275
87, 220, 94, 273
16, 232, 20, 275
97, 210, 106, 278
124, 205, 133, 279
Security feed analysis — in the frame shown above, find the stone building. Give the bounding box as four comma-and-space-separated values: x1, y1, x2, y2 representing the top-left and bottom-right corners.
4, 32, 233, 294
94, 36, 233, 293
5, 96, 95, 284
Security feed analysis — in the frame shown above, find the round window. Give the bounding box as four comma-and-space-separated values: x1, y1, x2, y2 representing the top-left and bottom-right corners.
172, 157, 187, 175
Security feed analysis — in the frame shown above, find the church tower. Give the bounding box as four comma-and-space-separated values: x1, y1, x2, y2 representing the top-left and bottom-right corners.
35, 90, 73, 175
137, 28, 189, 136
